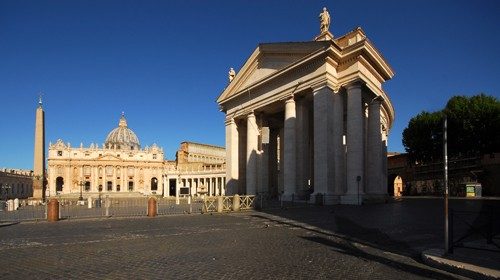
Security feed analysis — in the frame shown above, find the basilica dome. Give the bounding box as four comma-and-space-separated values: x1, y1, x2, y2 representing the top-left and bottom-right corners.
105, 114, 140, 150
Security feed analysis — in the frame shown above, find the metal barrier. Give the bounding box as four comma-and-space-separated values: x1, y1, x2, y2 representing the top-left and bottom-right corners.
157, 197, 204, 215
449, 208, 500, 253
0, 204, 46, 222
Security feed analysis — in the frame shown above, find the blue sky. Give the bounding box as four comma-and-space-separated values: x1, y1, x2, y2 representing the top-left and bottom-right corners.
1, 0, 499, 169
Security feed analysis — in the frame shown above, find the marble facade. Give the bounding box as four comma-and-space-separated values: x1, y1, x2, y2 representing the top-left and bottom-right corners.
217, 8, 395, 204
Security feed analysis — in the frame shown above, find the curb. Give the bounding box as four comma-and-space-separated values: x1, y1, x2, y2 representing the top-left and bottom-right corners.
421, 249, 500, 280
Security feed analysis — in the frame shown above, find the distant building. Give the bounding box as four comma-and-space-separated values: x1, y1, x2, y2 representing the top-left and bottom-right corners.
0, 168, 33, 200
387, 153, 500, 196
46, 113, 226, 199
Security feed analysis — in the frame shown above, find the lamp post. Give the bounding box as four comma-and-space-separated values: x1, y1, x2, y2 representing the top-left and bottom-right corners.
2, 183, 11, 200
78, 181, 84, 201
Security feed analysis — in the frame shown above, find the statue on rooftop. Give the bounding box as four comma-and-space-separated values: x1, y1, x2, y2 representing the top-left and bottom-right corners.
319, 7, 331, 33
228, 67, 236, 82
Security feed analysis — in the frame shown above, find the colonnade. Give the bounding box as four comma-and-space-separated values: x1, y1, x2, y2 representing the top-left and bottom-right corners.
225, 83, 388, 204
163, 175, 226, 198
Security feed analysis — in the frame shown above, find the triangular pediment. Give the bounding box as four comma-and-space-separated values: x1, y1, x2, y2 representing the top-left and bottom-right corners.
217, 41, 329, 104
97, 154, 123, 161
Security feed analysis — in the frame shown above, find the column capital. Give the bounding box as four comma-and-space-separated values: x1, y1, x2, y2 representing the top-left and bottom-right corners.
369, 95, 384, 105
224, 118, 236, 126
285, 96, 295, 104
310, 81, 338, 93
247, 111, 255, 118
345, 80, 364, 91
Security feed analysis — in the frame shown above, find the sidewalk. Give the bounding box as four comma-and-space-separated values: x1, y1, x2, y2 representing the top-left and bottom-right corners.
422, 244, 500, 279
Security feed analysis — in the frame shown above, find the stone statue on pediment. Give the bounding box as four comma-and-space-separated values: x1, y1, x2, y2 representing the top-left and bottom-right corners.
319, 7, 330, 33
228, 68, 236, 82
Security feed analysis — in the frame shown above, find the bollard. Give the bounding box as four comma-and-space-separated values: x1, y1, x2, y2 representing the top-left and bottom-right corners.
47, 198, 59, 222
14, 198, 19, 210
232, 194, 240, 211
105, 197, 111, 217
87, 197, 93, 209
7, 200, 14, 211
217, 196, 224, 213
188, 196, 192, 214
147, 197, 157, 217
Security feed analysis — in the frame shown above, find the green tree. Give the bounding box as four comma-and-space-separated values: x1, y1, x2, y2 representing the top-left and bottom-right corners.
402, 94, 500, 163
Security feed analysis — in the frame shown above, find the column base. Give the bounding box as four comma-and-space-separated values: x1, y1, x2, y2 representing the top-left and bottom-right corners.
340, 194, 363, 205
308, 193, 341, 205
281, 193, 296, 202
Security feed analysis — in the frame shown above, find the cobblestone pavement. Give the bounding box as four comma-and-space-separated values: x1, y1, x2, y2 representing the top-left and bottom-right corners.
1, 199, 493, 279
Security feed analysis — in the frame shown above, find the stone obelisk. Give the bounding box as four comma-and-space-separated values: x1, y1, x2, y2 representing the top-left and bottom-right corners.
32, 96, 45, 200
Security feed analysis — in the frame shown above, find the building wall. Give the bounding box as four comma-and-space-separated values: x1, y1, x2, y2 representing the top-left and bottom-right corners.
46, 139, 227, 198
47, 139, 164, 196
0, 168, 33, 200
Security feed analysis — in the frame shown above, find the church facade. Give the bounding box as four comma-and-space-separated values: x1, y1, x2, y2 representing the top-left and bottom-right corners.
217, 8, 395, 204
46, 114, 225, 199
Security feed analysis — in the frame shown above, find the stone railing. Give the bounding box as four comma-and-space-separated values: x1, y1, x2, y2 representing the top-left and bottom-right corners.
203, 195, 256, 213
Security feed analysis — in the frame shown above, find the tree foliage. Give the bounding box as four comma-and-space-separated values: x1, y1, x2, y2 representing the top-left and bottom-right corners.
402, 94, 500, 163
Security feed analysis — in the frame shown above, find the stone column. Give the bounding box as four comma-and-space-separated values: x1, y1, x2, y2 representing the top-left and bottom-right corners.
344, 83, 364, 205
246, 112, 258, 195
175, 177, 180, 204
283, 97, 296, 200
258, 117, 269, 195
295, 99, 310, 196
332, 90, 345, 196
222, 177, 226, 196
366, 98, 382, 195
225, 118, 239, 195
163, 175, 169, 197
313, 86, 330, 196
268, 128, 279, 197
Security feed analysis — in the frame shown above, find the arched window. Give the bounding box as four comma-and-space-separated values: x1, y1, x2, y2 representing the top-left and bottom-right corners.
56, 177, 64, 193
151, 177, 158, 191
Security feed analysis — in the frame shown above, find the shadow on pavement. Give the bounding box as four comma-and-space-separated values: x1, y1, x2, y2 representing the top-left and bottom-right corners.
302, 235, 458, 280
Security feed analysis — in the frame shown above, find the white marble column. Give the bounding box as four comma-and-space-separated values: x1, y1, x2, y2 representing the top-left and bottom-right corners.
258, 117, 269, 195
366, 98, 382, 194
283, 97, 296, 199
344, 83, 364, 204
221, 177, 225, 196
163, 175, 169, 197
332, 90, 345, 195
175, 177, 180, 204
246, 112, 258, 195
313, 87, 330, 195
225, 118, 239, 195
295, 99, 309, 196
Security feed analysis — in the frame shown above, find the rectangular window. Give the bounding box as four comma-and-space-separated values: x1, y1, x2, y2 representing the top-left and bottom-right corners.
153, 154, 157, 159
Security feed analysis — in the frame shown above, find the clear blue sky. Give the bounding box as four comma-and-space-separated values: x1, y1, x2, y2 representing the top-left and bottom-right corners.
1, 0, 499, 170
